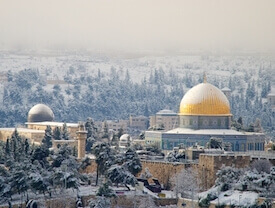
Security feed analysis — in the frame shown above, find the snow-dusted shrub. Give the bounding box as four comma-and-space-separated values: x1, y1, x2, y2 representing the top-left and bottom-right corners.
238, 169, 275, 193
198, 193, 217, 208
107, 164, 137, 190
89, 196, 111, 208
215, 166, 243, 190
96, 181, 116, 198
166, 150, 185, 162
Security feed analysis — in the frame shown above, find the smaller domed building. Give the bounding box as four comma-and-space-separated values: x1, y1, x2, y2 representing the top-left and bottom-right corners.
26, 104, 78, 138
119, 134, 132, 148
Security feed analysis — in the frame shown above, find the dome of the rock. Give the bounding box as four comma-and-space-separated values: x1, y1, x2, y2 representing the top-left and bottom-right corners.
179, 82, 231, 116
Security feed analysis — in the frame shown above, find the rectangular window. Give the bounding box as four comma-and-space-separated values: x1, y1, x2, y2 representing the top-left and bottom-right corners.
218, 119, 221, 126
199, 119, 202, 126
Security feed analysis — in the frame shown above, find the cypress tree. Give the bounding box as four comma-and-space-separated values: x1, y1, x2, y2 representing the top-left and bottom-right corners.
42, 125, 53, 148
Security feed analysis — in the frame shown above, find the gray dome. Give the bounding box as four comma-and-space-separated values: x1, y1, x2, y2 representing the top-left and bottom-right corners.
28, 104, 54, 122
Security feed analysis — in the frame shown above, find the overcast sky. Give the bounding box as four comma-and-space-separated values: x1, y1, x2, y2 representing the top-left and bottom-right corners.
0, 0, 274, 52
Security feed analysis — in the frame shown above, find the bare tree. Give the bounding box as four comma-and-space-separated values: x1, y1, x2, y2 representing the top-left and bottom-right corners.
171, 168, 199, 199
250, 159, 272, 173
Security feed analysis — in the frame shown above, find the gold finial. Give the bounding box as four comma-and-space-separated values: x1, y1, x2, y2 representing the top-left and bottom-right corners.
203, 72, 207, 83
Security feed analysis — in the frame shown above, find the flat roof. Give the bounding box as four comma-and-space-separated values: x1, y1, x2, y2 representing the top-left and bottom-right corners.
0, 128, 45, 133
25, 121, 78, 127
165, 128, 245, 136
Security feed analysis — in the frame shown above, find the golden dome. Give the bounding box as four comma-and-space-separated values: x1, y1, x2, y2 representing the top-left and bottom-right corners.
179, 82, 231, 116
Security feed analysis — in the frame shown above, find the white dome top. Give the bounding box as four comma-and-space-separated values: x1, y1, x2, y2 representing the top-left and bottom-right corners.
179, 82, 231, 115
156, 109, 177, 115
119, 134, 132, 141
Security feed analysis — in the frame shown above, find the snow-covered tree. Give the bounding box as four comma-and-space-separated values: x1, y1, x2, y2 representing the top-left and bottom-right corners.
42, 125, 52, 148
215, 166, 243, 191
92, 142, 115, 185
85, 117, 98, 152
89, 196, 111, 208
166, 150, 185, 162
53, 127, 62, 140
206, 137, 223, 149
62, 123, 70, 140
96, 181, 116, 198
124, 148, 142, 176
107, 164, 137, 190
171, 168, 199, 199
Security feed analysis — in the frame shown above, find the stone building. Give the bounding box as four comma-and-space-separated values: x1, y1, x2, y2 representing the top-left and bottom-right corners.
102, 119, 128, 133
145, 75, 266, 152
129, 115, 148, 130
150, 109, 179, 131
0, 103, 87, 159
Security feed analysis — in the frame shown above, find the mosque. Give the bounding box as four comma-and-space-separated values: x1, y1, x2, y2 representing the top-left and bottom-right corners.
145, 76, 266, 152
0, 103, 87, 159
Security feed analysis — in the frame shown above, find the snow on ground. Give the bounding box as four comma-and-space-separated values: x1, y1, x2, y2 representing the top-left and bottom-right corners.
199, 187, 259, 207
0, 184, 175, 207
212, 190, 258, 207
0, 50, 273, 84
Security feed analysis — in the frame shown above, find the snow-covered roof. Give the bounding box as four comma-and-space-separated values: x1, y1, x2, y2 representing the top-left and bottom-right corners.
221, 87, 231, 91
165, 128, 245, 136
267, 92, 275, 97
25, 121, 78, 127
0, 127, 44, 133
156, 109, 177, 116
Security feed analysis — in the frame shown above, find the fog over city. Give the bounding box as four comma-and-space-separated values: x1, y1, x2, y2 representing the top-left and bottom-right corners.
0, 0, 275, 53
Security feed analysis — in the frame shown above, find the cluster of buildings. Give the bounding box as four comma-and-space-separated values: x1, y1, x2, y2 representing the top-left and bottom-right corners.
145, 76, 266, 152
0, 75, 269, 162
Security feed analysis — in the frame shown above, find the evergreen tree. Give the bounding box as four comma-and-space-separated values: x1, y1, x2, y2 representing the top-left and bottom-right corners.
102, 121, 109, 139
124, 148, 142, 176
24, 139, 29, 155
92, 142, 115, 186
53, 127, 62, 140
85, 117, 98, 152
42, 125, 53, 148
5, 138, 10, 156
62, 123, 70, 140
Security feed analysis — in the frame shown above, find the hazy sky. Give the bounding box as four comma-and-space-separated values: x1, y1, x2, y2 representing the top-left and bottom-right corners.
0, 0, 275, 52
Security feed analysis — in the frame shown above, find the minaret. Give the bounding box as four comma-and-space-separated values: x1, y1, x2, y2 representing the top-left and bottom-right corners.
203, 72, 207, 83
76, 122, 87, 159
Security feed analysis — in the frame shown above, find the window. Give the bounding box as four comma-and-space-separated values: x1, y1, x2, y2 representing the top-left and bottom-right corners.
190, 119, 193, 125
218, 119, 221, 126
199, 119, 202, 126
